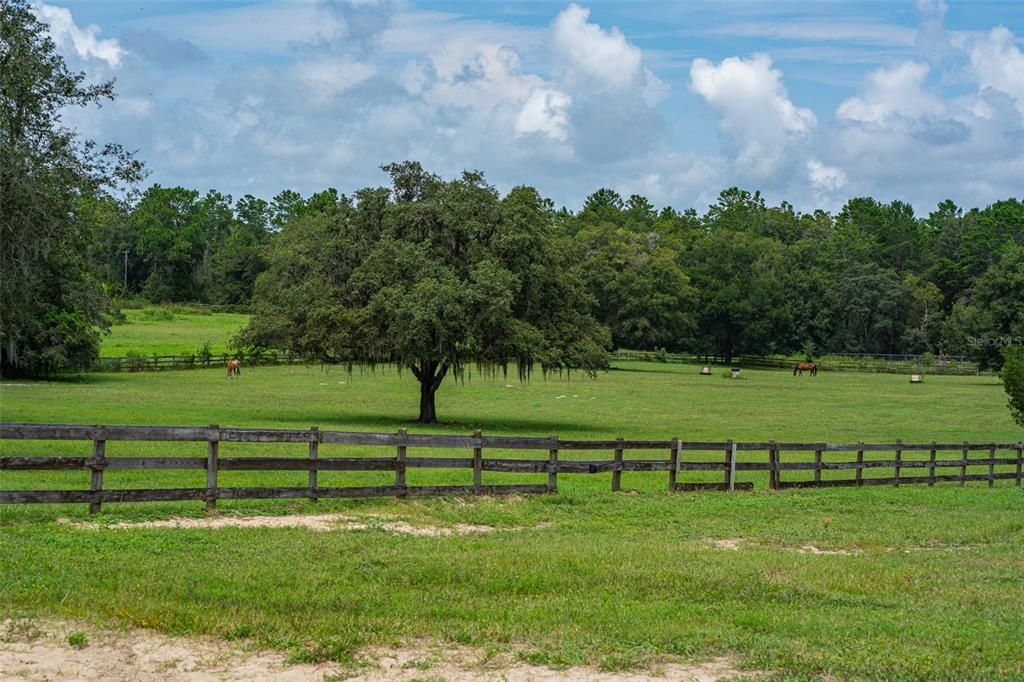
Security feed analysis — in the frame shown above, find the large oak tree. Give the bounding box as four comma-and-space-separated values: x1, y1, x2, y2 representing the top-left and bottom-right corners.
237, 162, 610, 423
1, 0, 142, 376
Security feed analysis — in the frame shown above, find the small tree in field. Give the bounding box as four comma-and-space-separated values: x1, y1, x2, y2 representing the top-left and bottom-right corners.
237, 162, 610, 423
1001, 346, 1024, 427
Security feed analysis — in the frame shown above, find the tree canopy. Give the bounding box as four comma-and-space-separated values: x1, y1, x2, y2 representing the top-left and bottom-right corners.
237, 162, 609, 422
0, 0, 142, 376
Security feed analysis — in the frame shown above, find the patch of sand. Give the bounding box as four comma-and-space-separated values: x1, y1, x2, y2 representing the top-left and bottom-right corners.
57, 514, 529, 537
796, 545, 858, 556
705, 538, 859, 555
0, 620, 757, 682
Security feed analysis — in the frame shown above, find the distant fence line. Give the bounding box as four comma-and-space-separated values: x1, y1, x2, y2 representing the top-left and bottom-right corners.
611, 350, 986, 376
92, 349, 985, 375
92, 351, 305, 372
1, 423, 1020, 513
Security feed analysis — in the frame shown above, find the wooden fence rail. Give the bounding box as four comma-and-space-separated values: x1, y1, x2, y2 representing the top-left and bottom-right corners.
93, 352, 305, 372
92, 350, 985, 375
1, 423, 1021, 513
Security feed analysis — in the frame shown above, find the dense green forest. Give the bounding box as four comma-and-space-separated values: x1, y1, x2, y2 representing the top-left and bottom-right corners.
82, 177, 1024, 367
3, 0, 1023, 381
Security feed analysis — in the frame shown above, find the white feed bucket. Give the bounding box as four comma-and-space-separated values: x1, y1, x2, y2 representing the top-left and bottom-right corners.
701, 367, 711, 375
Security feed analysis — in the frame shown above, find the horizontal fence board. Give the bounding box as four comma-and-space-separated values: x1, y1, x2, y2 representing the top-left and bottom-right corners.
620, 459, 673, 472
405, 457, 473, 469
481, 458, 548, 473
105, 458, 207, 470
779, 472, 1019, 489
776, 458, 1019, 471
0, 488, 209, 504
218, 457, 399, 471
480, 436, 554, 450
218, 486, 396, 500
220, 429, 315, 443
559, 440, 674, 451
0, 457, 90, 470
406, 484, 549, 496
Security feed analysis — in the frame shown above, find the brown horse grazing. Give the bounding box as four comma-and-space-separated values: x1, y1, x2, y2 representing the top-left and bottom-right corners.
793, 361, 817, 376
226, 359, 241, 378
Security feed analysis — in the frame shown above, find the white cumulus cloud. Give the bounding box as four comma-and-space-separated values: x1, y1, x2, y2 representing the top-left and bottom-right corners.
836, 61, 944, 126
515, 87, 572, 142
552, 4, 642, 89
807, 159, 847, 192
967, 26, 1024, 115
32, 1, 124, 67
690, 54, 815, 178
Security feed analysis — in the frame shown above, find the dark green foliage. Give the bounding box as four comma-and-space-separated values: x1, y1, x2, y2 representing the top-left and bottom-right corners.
944, 245, 1024, 368
0, 0, 142, 377
238, 163, 610, 422
1001, 346, 1024, 427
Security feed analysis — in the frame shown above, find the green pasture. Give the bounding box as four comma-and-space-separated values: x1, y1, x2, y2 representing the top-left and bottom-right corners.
1, 362, 1023, 679
101, 306, 249, 357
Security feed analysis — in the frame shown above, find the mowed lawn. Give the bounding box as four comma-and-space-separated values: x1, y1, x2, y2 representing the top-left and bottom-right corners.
100, 307, 249, 357
1, 362, 1023, 679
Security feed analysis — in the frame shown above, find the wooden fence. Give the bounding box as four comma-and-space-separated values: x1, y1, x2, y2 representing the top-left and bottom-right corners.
611, 350, 985, 376
93, 351, 305, 372
1, 423, 1021, 513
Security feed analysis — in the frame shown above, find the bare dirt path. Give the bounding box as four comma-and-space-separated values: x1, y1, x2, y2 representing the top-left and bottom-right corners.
0, 619, 755, 681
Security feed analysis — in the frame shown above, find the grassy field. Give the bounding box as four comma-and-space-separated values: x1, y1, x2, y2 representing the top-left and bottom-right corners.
101, 306, 249, 357
2, 362, 1023, 679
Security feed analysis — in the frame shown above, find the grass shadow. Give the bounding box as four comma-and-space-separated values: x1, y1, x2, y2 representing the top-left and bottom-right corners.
259, 411, 616, 436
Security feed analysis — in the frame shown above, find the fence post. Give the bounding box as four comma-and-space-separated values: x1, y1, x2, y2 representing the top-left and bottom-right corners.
960, 442, 968, 487
1016, 442, 1023, 488
547, 435, 559, 493
729, 440, 737, 489
612, 437, 624, 492
472, 429, 482, 493
308, 426, 319, 502
89, 427, 106, 515
396, 428, 407, 497
814, 447, 822, 485
988, 443, 996, 488
856, 442, 864, 487
768, 440, 777, 490
669, 438, 679, 491
894, 439, 902, 487
206, 424, 219, 512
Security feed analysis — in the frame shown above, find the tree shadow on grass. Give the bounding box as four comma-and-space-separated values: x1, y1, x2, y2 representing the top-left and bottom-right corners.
1, 372, 113, 385
262, 411, 618, 436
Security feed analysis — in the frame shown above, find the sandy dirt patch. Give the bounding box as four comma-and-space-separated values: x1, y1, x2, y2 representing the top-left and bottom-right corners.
0, 620, 757, 682
57, 514, 514, 536
705, 538, 859, 555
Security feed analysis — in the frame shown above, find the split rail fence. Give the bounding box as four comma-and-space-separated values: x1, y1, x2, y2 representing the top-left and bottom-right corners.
1, 423, 1021, 513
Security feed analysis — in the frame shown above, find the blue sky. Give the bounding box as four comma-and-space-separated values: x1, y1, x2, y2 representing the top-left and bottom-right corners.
36, 0, 1024, 213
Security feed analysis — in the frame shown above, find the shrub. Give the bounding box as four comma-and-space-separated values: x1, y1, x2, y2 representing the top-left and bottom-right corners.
1000, 346, 1024, 427
135, 307, 175, 322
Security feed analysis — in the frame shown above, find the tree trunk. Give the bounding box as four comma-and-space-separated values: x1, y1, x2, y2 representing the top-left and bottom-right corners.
418, 379, 438, 424
413, 361, 449, 424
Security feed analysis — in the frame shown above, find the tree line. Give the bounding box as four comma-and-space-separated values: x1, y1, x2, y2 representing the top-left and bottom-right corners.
80, 175, 1024, 369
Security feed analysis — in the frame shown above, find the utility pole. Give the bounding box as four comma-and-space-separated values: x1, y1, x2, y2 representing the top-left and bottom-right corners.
122, 250, 129, 290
